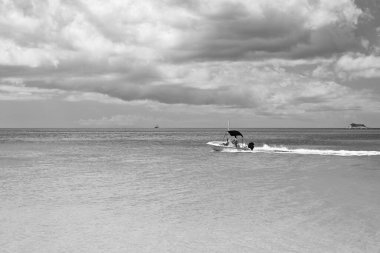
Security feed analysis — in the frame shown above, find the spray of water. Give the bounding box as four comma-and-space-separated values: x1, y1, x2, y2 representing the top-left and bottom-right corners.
220, 144, 380, 156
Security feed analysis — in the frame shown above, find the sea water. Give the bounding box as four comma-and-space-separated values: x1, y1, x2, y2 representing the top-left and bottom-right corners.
1, 128, 380, 253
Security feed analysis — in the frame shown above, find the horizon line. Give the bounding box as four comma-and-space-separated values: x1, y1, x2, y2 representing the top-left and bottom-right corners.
0, 127, 378, 129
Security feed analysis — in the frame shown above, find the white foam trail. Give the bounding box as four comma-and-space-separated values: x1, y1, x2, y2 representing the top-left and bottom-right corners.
221, 144, 380, 156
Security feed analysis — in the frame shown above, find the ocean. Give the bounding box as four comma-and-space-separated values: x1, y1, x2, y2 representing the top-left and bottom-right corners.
1, 128, 380, 253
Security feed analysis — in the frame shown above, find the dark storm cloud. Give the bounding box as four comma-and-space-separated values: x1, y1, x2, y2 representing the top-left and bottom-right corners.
167, 0, 366, 62
293, 96, 329, 104
25, 76, 257, 108
354, 0, 380, 53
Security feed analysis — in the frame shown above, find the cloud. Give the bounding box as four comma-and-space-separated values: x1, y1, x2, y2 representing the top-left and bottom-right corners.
311, 51, 380, 80
64, 92, 126, 104
15, 60, 377, 118
0, 0, 367, 67
168, 0, 365, 61
78, 114, 148, 127
26, 75, 257, 108
0, 82, 63, 101
0, 0, 380, 123
334, 52, 380, 79
0, 38, 58, 67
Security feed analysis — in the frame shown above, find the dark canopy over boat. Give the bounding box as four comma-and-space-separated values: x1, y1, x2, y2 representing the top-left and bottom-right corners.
228, 130, 243, 138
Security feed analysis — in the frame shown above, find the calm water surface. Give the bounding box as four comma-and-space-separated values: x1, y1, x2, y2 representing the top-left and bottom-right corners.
1, 128, 380, 252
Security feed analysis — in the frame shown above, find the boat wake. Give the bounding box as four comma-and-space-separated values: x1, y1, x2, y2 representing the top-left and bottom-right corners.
219, 144, 380, 156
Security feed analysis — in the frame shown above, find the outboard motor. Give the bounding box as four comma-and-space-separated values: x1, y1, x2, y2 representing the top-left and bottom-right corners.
248, 142, 254, 150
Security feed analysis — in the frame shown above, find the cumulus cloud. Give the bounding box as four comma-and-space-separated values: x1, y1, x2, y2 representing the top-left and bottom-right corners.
0, 0, 380, 122
334, 52, 380, 79
0, 0, 368, 66
311, 51, 380, 80
0, 38, 58, 67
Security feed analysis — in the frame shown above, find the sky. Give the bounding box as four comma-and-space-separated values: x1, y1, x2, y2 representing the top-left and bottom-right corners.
1, 0, 380, 128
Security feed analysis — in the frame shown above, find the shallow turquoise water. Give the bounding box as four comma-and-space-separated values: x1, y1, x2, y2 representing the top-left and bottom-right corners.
1, 128, 380, 252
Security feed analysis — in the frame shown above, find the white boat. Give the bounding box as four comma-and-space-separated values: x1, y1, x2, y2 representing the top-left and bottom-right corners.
207, 130, 254, 151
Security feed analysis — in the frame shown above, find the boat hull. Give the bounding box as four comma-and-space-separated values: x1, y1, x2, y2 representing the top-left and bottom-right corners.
207, 141, 250, 151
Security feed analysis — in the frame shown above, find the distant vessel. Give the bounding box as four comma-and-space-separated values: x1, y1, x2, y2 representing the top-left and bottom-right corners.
154, 124, 159, 129
349, 123, 367, 129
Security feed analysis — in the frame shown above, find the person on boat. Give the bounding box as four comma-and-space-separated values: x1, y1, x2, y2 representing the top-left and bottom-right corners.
224, 138, 229, 146
231, 137, 238, 148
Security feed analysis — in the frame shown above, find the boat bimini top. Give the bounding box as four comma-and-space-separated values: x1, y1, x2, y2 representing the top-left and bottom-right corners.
224, 130, 245, 144
227, 130, 243, 138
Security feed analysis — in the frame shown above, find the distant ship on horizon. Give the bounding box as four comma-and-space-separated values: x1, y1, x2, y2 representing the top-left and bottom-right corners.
349, 123, 367, 129
154, 124, 159, 129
